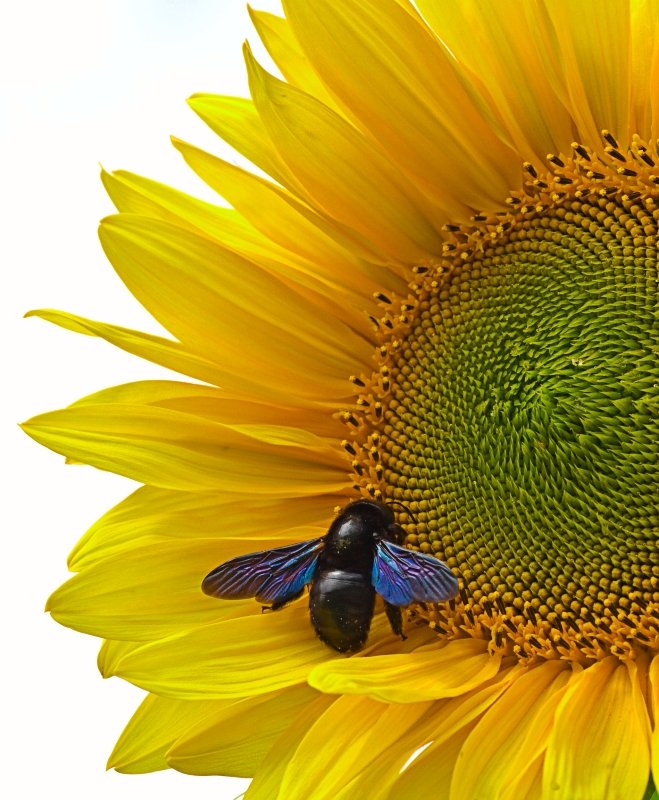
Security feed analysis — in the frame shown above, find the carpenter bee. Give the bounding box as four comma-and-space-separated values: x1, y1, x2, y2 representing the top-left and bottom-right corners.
202, 499, 458, 653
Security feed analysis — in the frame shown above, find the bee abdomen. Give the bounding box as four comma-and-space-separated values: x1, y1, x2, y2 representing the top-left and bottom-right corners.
309, 569, 375, 653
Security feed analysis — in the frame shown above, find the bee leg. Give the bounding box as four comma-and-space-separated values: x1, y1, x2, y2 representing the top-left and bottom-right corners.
384, 602, 407, 641
262, 587, 305, 613
390, 524, 407, 545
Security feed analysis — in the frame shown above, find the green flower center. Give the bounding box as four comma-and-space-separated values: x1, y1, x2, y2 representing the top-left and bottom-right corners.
345, 135, 658, 663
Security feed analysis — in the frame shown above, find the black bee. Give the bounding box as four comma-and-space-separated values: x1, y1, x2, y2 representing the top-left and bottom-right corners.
202, 499, 458, 653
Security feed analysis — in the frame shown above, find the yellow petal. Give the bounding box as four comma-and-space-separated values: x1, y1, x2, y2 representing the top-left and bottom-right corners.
97, 639, 138, 676
244, 694, 337, 800
308, 638, 500, 702
503, 757, 544, 800
330, 697, 469, 800
333, 710, 445, 799
102, 165, 240, 226
21, 402, 347, 495
102, 167, 297, 277
47, 538, 254, 640
332, 671, 537, 800
103, 166, 305, 284
107, 693, 231, 773
69, 379, 343, 437
103, 604, 335, 699
99, 215, 372, 398
248, 9, 342, 114
282, 0, 518, 214
543, 657, 651, 800
167, 684, 320, 776
27, 308, 227, 387
451, 659, 570, 800
630, 0, 659, 139
390, 667, 523, 799
173, 136, 400, 269
277, 695, 432, 800
415, 0, 574, 162
498, 667, 581, 800
102, 168, 376, 324
650, 655, 659, 790
534, 0, 632, 147
69, 486, 338, 571
187, 93, 308, 195
245, 45, 443, 262
394, 722, 477, 800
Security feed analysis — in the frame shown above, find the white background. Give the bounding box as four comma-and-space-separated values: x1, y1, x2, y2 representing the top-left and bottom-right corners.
3, 1, 283, 797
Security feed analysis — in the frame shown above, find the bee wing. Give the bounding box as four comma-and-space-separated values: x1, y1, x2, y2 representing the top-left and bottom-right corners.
202, 537, 325, 605
372, 540, 458, 606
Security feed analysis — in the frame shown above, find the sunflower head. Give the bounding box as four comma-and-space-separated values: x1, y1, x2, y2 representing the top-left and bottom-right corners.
347, 134, 658, 667
23, 1, 658, 798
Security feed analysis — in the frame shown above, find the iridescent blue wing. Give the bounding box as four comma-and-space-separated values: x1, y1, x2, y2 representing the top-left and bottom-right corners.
372, 540, 458, 606
202, 538, 324, 605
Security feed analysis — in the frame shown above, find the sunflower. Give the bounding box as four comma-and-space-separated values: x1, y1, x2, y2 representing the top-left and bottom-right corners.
23, 0, 658, 797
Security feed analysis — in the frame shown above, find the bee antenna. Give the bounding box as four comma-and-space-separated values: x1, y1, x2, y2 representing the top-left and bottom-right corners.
385, 500, 418, 525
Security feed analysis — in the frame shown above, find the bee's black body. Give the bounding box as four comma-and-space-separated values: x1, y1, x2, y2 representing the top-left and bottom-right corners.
202, 499, 458, 653
310, 571, 376, 652
309, 500, 397, 651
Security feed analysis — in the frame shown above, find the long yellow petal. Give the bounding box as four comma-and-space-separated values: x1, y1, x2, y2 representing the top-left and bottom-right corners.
334, 706, 450, 800
248, 9, 342, 114
21, 403, 348, 495
172, 138, 411, 294
68, 379, 344, 438
308, 638, 500, 702
498, 668, 581, 800
332, 694, 478, 800
97, 639, 139, 676
503, 757, 544, 800
630, 0, 659, 138
394, 723, 477, 800
245, 46, 443, 262
282, 0, 519, 215
650, 656, 659, 791
415, 0, 574, 163
186, 93, 309, 196
107, 693, 231, 773
69, 486, 339, 571
543, 657, 651, 800
450, 660, 570, 800
47, 538, 256, 640
99, 215, 372, 397
167, 684, 320, 777
27, 308, 228, 387
244, 694, 337, 800
102, 604, 334, 699
277, 695, 432, 800
102, 168, 376, 328
103, 167, 305, 277
103, 165, 305, 278
389, 667, 523, 799
533, 0, 631, 147
173, 137, 400, 269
